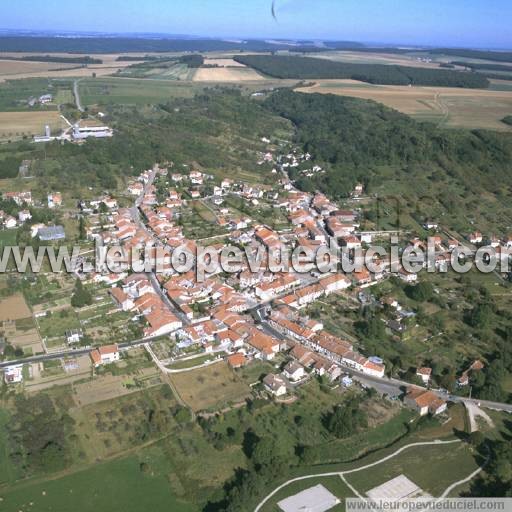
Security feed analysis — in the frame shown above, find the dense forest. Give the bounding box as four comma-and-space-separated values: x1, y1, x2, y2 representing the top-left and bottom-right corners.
178, 54, 204, 68
263, 90, 512, 199
451, 61, 512, 73
502, 115, 512, 126
430, 48, 512, 62
234, 55, 490, 88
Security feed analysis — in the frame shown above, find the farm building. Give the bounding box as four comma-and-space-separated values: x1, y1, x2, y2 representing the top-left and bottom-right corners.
277, 484, 340, 512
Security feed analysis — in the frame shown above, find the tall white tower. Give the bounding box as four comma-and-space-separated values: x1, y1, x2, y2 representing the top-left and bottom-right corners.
45, 125, 51, 138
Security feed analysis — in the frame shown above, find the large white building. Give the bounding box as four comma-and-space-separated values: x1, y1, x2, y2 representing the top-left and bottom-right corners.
73, 125, 113, 140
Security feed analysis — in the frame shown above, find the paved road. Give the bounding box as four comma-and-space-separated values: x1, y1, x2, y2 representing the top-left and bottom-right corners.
129, 168, 191, 326
144, 343, 224, 374
73, 79, 84, 112
0, 335, 158, 369
265, 329, 512, 413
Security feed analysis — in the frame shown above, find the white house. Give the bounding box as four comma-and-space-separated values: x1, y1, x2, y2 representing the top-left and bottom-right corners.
90, 344, 120, 367
47, 192, 62, 209
404, 388, 447, 416
399, 268, 418, 283
263, 373, 287, 396
4, 364, 23, 384
66, 329, 84, 345
416, 367, 432, 385
320, 274, 351, 295
362, 360, 385, 378
109, 288, 135, 311
4, 216, 17, 229
469, 231, 483, 244
283, 361, 305, 382
18, 210, 32, 223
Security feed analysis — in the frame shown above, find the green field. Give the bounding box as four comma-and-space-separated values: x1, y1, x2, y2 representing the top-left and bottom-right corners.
37, 307, 81, 340
0, 409, 20, 485
117, 62, 196, 80
0, 78, 73, 112
259, 441, 478, 511
0, 453, 197, 512
0, 229, 18, 248
344, 441, 479, 497
79, 77, 206, 106
78, 76, 299, 107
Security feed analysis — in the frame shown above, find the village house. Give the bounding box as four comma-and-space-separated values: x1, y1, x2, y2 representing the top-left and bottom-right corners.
326, 217, 355, 237
171, 173, 184, 183
353, 269, 372, 287
190, 171, 204, 185
109, 287, 135, 311
340, 235, 362, 250
263, 374, 287, 396
283, 360, 305, 382
90, 344, 120, 367
468, 231, 483, 244
416, 367, 432, 385
352, 183, 364, 197
128, 182, 144, 196
65, 329, 84, 345
3, 365, 23, 384
4, 216, 17, 229
47, 192, 62, 209
18, 210, 32, 223
255, 274, 299, 301
398, 268, 418, 283
247, 328, 281, 361
4, 191, 32, 206
319, 273, 351, 295
342, 351, 368, 371
404, 388, 447, 416
227, 353, 247, 369
362, 359, 385, 378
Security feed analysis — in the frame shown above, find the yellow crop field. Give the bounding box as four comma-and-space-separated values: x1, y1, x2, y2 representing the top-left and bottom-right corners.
202, 58, 247, 67
193, 66, 265, 81
296, 80, 512, 130
0, 110, 64, 139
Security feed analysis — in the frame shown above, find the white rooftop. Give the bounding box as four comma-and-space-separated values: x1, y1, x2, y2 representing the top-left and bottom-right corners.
366, 475, 424, 502
278, 484, 340, 512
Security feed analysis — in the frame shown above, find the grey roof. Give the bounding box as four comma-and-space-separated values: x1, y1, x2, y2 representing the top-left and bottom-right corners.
37, 225, 65, 241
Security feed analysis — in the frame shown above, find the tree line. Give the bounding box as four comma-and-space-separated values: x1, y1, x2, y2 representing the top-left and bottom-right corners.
235, 55, 490, 88
1, 55, 102, 64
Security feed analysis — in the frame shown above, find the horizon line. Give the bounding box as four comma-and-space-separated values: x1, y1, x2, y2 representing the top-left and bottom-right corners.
0, 28, 511, 52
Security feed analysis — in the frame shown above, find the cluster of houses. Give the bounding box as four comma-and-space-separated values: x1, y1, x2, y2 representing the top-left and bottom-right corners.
98, 159, 409, 401
110, 274, 182, 337
0, 144, 466, 421
1, 190, 64, 239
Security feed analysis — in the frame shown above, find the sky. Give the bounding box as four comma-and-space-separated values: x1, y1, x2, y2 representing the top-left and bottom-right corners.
1, 0, 511, 49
